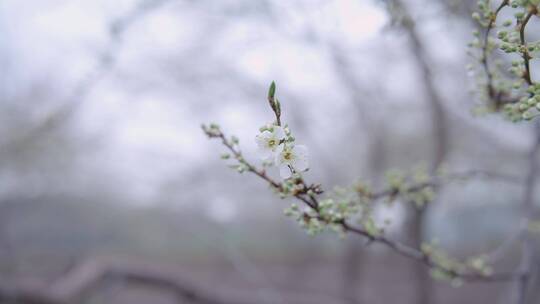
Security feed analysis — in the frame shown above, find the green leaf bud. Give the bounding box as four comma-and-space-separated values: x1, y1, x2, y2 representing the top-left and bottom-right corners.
268, 81, 276, 99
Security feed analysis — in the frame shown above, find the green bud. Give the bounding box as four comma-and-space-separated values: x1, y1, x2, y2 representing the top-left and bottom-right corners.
268, 81, 276, 99
519, 103, 529, 111
284, 208, 294, 216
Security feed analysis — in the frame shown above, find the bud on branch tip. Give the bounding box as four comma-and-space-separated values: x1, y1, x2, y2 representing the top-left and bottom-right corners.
267, 81, 281, 126
268, 81, 276, 100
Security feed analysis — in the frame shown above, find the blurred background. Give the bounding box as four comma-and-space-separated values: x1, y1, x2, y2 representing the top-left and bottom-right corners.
1, 0, 539, 303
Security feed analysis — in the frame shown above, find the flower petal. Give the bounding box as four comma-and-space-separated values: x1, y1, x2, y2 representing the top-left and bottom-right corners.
276, 146, 292, 165
255, 135, 266, 148
273, 126, 286, 140
258, 147, 273, 160
260, 130, 273, 139
273, 142, 285, 153
293, 145, 308, 158
293, 157, 309, 172
279, 165, 292, 179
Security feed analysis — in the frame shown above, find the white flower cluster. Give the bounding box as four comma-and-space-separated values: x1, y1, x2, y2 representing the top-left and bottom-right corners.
255, 124, 309, 179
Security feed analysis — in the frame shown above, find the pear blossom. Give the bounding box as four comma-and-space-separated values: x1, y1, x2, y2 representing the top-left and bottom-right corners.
255, 126, 285, 159
276, 145, 309, 179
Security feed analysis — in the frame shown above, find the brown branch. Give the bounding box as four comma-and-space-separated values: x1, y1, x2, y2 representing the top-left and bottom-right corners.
519, 9, 536, 86
218, 132, 282, 190
341, 220, 521, 283
478, 1, 537, 110
481, 0, 509, 106
204, 128, 524, 284
206, 128, 321, 210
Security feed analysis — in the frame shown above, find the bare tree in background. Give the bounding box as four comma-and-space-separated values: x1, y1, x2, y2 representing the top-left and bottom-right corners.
0, 0, 181, 292
381, 1, 448, 303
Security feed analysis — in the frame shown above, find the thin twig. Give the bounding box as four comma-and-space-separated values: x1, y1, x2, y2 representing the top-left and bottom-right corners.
204, 128, 524, 283
482, 0, 509, 105
367, 170, 523, 201
519, 9, 536, 86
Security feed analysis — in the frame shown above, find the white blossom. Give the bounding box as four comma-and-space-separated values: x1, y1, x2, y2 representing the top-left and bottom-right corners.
255, 126, 285, 160
276, 145, 309, 179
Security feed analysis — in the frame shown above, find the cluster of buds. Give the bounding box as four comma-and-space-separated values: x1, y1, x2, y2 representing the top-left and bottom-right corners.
422, 241, 494, 286
469, 0, 539, 118
277, 175, 323, 199
504, 83, 540, 120
358, 168, 437, 209
201, 123, 222, 138
283, 200, 348, 236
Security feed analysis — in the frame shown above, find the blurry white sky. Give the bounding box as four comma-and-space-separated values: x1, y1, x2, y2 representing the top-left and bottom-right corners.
0, 0, 532, 211
0, 0, 391, 204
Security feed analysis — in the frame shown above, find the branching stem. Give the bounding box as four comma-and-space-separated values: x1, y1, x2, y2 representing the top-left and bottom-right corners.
204, 127, 525, 284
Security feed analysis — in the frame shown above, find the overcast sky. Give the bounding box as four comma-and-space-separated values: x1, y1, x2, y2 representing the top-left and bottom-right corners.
1, 0, 533, 213
0, 0, 393, 203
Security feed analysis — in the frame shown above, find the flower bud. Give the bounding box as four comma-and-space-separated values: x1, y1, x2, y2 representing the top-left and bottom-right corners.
268, 81, 276, 99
